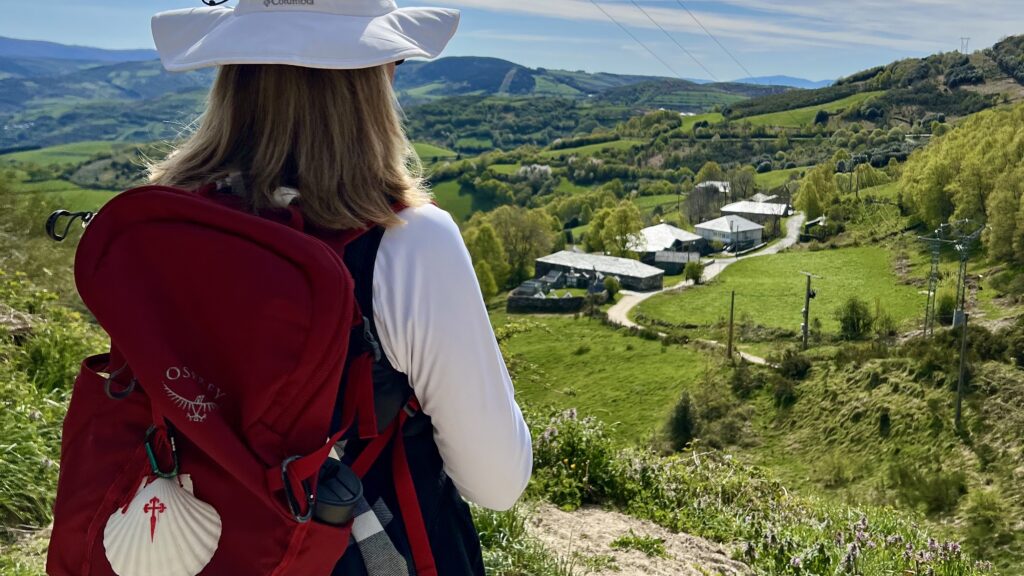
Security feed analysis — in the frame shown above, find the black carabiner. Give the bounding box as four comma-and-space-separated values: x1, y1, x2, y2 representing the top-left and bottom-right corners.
46, 210, 94, 242
104, 363, 137, 400
281, 456, 315, 523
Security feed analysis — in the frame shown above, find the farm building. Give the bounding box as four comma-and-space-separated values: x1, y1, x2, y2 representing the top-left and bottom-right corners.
535, 251, 664, 292
695, 215, 764, 251
629, 223, 703, 274
720, 200, 790, 225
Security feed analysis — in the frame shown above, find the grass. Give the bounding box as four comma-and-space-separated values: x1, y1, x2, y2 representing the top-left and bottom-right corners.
635, 246, 925, 334
754, 166, 805, 189
493, 313, 716, 442
430, 179, 473, 223
743, 91, 885, 128
632, 194, 680, 211
456, 137, 493, 150
609, 531, 667, 558
488, 163, 520, 175
679, 112, 724, 132
412, 142, 457, 163
0, 141, 123, 166
540, 139, 643, 159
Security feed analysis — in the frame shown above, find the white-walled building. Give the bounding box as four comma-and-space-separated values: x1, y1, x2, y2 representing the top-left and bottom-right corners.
695, 215, 764, 250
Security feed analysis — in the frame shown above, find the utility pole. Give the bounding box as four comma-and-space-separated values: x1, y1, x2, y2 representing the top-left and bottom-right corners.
727, 290, 735, 362
961, 37, 971, 55
955, 312, 969, 433
800, 271, 819, 350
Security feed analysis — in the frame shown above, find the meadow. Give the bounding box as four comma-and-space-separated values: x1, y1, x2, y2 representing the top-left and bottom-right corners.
539, 139, 643, 159
744, 91, 885, 128
634, 246, 926, 334
492, 312, 713, 442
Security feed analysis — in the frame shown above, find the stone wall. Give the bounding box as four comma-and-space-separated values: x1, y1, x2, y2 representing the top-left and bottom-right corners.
507, 295, 585, 314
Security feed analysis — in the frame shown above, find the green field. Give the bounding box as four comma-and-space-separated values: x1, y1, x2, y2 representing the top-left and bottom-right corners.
744, 92, 885, 128
430, 179, 473, 223
413, 142, 457, 162
679, 112, 724, 132
11, 179, 116, 211
494, 313, 714, 442
488, 163, 520, 175
632, 194, 680, 211
540, 139, 643, 159
754, 166, 805, 189
0, 141, 124, 165
635, 246, 925, 334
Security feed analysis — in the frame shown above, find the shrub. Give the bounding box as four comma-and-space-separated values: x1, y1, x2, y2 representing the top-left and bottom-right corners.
529, 408, 617, 510
887, 461, 967, 515
772, 376, 798, 408
963, 489, 1012, 558
665, 391, 696, 451
936, 290, 957, 326
683, 261, 704, 285
603, 276, 620, 301
777, 349, 812, 380
836, 296, 874, 340
729, 362, 764, 398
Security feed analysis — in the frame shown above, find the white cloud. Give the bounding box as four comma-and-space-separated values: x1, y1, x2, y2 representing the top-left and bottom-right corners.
437, 0, 1024, 53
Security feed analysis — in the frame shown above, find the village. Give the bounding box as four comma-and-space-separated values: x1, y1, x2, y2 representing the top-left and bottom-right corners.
508, 180, 795, 313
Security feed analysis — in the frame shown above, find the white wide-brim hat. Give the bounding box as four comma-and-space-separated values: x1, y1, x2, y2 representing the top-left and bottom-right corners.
152, 0, 460, 72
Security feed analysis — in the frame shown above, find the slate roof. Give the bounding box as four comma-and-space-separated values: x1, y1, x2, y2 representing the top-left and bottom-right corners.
536, 251, 664, 279
721, 201, 789, 217
630, 223, 702, 253
695, 215, 764, 234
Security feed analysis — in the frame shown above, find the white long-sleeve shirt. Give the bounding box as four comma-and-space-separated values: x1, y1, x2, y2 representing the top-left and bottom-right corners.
371, 203, 532, 510
273, 190, 532, 509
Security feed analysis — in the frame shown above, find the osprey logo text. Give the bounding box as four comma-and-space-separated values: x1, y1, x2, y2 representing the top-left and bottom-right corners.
264, 0, 315, 6
165, 384, 218, 422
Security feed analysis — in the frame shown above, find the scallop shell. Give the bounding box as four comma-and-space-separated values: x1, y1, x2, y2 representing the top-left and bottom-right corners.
103, 475, 222, 576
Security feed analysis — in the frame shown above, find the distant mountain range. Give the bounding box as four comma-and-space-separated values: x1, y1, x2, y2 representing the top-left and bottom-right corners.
0, 36, 157, 62
735, 76, 833, 89
0, 36, 805, 150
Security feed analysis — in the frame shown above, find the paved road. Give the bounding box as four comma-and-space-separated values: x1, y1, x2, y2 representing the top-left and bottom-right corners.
607, 213, 807, 349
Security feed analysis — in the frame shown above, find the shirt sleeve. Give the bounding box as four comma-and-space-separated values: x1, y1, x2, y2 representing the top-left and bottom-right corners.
372, 204, 532, 511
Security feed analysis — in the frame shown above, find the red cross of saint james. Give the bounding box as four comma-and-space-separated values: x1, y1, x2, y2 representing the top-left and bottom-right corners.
143, 497, 167, 543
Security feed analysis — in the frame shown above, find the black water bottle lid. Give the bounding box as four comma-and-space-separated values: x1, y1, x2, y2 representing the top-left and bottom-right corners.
315, 458, 363, 526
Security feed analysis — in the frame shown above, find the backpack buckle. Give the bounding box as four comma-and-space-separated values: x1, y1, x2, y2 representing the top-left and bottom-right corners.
280, 456, 315, 523
362, 317, 382, 363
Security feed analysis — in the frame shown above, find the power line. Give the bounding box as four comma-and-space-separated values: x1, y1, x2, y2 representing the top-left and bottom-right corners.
627, 0, 719, 82
673, 0, 755, 81
588, 0, 686, 80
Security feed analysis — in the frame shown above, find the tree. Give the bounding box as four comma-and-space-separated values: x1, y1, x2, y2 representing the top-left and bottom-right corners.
684, 261, 704, 285
473, 205, 558, 286
729, 166, 756, 200
474, 260, 498, 299
585, 208, 612, 252
466, 223, 511, 289
695, 161, 726, 185
814, 109, 830, 125
836, 297, 874, 340
600, 201, 644, 258
795, 164, 836, 221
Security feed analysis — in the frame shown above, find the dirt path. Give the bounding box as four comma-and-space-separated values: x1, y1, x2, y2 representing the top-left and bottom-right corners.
606, 214, 805, 366
529, 503, 751, 576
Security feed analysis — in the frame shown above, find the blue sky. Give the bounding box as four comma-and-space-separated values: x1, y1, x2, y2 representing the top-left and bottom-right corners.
2, 0, 1022, 81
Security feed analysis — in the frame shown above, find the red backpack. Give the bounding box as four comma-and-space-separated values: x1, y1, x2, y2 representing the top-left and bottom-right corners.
46, 184, 435, 576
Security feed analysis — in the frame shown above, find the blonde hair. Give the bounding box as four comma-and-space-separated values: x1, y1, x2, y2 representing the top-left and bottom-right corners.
149, 64, 429, 229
